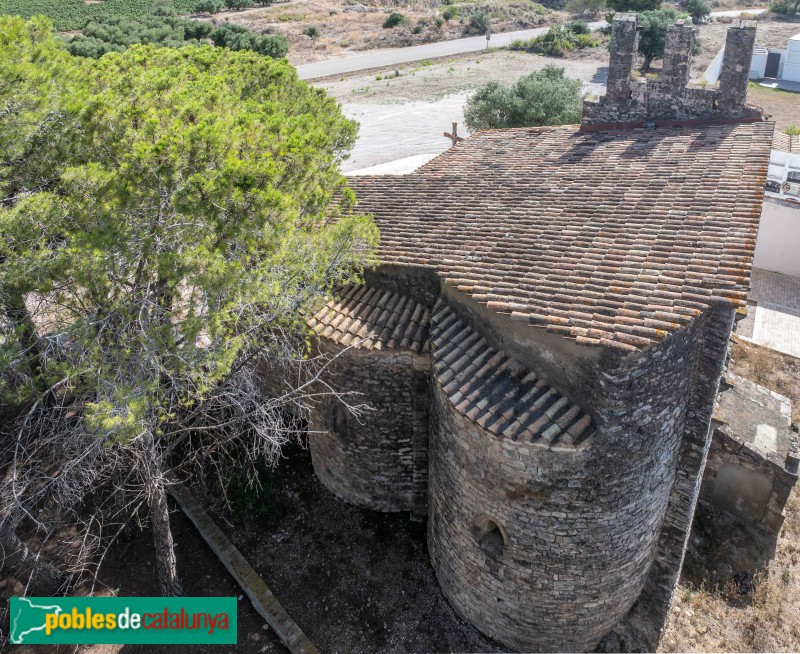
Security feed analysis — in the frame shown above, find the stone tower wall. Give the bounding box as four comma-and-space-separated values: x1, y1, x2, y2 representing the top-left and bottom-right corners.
582, 15, 763, 128
619, 304, 737, 648
427, 301, 707, 652
308, 340, 430, 513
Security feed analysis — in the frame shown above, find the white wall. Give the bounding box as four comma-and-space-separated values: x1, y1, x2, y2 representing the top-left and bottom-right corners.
754, 197, 800, 277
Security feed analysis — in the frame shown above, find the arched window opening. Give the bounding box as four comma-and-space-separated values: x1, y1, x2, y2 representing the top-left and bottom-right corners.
471, 514, 508, 560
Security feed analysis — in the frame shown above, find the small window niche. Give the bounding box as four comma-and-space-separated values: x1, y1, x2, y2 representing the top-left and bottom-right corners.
471, 514, 509, 560
330, 404, 348, 437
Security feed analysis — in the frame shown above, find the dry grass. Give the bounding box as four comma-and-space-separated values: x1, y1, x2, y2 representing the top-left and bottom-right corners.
659, 492, 800, 652
729, 337, 800, 421
205, 0, 565, 65
659, 338, 800, 652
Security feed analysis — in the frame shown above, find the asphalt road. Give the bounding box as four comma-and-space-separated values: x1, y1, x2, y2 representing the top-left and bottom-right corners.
296, 22, 606, 80
295, 9, 769, 81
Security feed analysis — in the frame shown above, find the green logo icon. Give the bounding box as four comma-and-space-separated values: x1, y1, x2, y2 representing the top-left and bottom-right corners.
9, 597, 237, 645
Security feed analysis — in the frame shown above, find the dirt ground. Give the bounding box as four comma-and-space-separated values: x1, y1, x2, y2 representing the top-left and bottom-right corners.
657, 337, 800, 652
201, 0, 567, 65
1, 441, 503, 653
659, 489, 800, 652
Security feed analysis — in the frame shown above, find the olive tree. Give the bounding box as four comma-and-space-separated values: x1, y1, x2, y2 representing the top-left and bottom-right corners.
1, 20, 377, 596
464, 65, 584, 131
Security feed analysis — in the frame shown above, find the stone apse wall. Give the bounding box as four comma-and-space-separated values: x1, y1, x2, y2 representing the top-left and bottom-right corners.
289, 282, 734, 652
308, 340, 430, 514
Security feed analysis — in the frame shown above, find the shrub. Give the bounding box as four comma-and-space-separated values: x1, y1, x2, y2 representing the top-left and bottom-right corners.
786, 125, 800, 136
468, 10, 490, 33
685, 0, 710, 22
383, 12, 408, 28
568, 19, 590, 34
303, 25, 320, 38
464, 65, 584, 131
442, 7, 458, 20
225, 0, 254, 8
194, 0, 224, 12
565, 0, 606, 14
607, 0, 661, 11
212, 22, 288, 57
510, 24, 602, 56
771, 0, 799, 13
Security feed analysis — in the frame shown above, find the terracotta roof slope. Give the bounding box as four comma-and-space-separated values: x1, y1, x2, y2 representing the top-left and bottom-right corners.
308, 284, 430, 353
430, 300, 594, 450
348, 122, 773, 352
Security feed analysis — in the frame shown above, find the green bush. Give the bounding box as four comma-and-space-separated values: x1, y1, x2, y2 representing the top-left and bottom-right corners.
194, 0, 224, 12
685, 0, 710, 21
607, 0, 661, 11
468, 10, 489, 33
225, 0, 254, 8
785, 125, 800, 136
770, 0, 799, 13
303, 25, 320, 37
464, 65, 584, 131
67, 12, 214, 57
510, 24, 602, 56
383, 12, 408, 28
212, 22, 288, 57
442, 7, 458, 20
568, 19, 590, 34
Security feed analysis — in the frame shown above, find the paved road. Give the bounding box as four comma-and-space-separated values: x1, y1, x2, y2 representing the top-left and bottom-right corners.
295, 9, 766, 81
296, 22, 605, 80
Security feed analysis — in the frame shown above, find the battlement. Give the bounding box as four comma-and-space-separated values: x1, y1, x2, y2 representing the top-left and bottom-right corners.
582, 14, 764, 128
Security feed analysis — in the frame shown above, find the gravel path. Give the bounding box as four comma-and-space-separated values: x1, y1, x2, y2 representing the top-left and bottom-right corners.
320, 51, 608, 171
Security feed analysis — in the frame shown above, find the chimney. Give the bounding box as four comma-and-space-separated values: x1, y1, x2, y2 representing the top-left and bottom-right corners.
660, 20, 695, 91
605, 13, 641, 106
718, 20, 757, 113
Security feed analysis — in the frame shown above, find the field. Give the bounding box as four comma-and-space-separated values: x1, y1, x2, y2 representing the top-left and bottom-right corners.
0, 0, 198, 30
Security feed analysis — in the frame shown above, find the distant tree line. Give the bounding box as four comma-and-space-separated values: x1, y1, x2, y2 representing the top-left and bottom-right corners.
68, 5, 288, 59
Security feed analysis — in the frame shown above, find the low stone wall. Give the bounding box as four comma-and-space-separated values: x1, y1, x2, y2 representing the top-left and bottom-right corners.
700, 374, 798, 535
308, 341, 430, 513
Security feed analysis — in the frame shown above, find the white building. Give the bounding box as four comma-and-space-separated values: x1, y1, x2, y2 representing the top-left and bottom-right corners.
749, 33, 800, 82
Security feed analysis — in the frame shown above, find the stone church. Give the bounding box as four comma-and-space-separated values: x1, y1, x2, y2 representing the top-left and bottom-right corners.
275, 15, 774, 652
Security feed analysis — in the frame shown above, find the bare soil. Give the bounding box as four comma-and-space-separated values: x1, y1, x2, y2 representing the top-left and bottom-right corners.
200, 0, 567, 65
1, 441, 504, 653
659, 338, 800, 652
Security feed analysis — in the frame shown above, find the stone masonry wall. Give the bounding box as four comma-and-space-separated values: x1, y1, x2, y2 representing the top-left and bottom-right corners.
617, 304, 736, 649
308, 340, 430, 513
427, 300, 707, 652
582, 16, 763, 128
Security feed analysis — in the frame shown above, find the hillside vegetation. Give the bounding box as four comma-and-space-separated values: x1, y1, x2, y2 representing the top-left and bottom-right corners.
0, 0, 197, 30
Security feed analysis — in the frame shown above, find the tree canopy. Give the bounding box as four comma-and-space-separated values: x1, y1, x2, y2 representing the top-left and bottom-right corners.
637, 7, 680, 71
463, 65, 584, 132
0, 16, 376, 595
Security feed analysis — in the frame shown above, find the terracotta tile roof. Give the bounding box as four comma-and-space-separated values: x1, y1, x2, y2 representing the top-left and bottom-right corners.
308, 284, 430, 353
430, 301, 594, 449
347, 122, 773, 352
